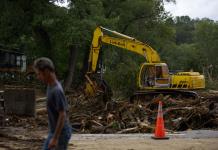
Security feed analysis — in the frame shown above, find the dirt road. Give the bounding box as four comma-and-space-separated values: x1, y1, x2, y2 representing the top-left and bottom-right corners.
70, 137, 218, 150
69, 131, 218, 150
1, 128, 218, 150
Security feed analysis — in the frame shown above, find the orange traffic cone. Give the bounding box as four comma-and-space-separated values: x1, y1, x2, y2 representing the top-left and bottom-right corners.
152, 101, 169, 139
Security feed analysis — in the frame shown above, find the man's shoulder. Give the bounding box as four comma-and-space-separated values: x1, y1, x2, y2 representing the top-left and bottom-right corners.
48, 82, 64, 97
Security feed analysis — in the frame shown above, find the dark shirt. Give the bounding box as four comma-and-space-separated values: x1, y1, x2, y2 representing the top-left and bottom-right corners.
46, 81, 71, 134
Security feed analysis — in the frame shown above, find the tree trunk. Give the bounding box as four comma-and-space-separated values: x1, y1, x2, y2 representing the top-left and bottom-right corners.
64, 45, 78, 91
33, 25, 53, 60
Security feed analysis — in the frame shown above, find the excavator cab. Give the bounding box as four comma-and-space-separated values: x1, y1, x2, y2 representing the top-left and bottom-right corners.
139, 63, 170, 89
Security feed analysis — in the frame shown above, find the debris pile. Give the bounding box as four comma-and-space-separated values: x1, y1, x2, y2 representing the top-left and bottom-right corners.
2, 91, 218, 134
68, 91, 218, 133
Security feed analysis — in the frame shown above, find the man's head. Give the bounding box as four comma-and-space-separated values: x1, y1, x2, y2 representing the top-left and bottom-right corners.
33, 57, 55, 83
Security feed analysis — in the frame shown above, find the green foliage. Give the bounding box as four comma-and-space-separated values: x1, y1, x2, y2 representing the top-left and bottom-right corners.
194, 19, 218, 63
0, 0, 31, 46
104, 57, 140, 96
174, 16, 195, 44
1, 0, 218, 95
163, 43, 202, 71
206, 80, 218, 90
194, 19, 218, 77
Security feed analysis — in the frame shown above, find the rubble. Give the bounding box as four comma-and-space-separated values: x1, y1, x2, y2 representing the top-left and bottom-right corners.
67, 91, 218, 133
1, 91, 218, 134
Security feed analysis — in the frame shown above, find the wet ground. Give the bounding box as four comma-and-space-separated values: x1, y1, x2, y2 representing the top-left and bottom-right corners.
71, 136, 218, 150
0, 127, 218, 150
72, 130, 218, 139
59, 130, 218, 150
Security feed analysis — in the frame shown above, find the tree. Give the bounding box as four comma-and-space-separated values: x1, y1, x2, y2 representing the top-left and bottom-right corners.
0, 0, 69, 64
194, 19, 218, 80
174, 16, 195, 44
0, 0, 184, 95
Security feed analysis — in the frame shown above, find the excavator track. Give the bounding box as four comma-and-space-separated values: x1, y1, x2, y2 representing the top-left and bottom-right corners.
130, 90, 199, 102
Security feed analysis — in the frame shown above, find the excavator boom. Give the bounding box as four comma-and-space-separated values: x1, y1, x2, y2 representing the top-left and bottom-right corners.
88, 26, 160, 73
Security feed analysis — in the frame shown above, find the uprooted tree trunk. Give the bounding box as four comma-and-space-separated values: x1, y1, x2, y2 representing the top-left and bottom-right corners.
202, 64, 213, 82
64, 45, 78, 91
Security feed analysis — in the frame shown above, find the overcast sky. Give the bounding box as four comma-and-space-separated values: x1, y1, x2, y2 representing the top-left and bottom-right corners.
57, 0, 218, 21
164, 0, 218, 21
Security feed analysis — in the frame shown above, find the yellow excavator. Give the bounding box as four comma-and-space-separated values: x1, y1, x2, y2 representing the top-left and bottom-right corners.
84, 26, 205, 101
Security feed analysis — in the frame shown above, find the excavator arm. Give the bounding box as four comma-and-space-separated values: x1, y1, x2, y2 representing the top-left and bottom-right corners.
87, 26, 161, 73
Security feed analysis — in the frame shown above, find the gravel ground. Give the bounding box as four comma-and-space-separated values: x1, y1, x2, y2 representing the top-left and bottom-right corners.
69, 131, 218, 150
1, 127, 218, 150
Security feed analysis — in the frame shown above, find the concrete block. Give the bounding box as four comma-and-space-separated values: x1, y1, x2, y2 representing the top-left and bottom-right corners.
0, 91, 5, 126
4, 88, 35, 117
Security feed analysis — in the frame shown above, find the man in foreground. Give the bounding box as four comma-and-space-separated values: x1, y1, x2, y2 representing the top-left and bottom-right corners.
33, 57, 72, 150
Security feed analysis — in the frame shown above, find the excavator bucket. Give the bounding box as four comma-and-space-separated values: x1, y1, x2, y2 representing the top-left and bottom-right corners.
84, 74, 113, 102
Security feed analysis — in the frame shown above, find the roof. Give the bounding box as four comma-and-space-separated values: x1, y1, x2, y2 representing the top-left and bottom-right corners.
0, 44, 24, 55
